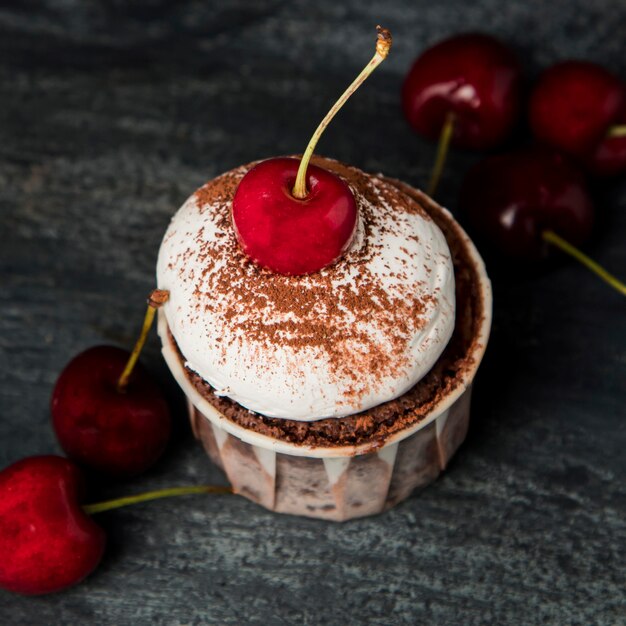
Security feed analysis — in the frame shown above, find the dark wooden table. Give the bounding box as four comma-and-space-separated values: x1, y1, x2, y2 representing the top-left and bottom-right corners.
1, 1, 624, 624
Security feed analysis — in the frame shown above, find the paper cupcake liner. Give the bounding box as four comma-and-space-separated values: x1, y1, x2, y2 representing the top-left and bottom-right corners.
187, 388, 472, 521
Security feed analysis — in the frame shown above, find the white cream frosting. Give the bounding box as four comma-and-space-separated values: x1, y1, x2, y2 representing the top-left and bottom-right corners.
156, 159, 455, 421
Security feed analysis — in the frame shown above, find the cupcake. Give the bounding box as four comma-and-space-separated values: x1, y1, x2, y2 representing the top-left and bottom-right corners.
156, 155, 492, 521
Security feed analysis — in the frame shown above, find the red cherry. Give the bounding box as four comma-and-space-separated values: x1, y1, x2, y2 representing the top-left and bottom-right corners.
231, 157, 358, 275
0, 455, 105, 595
529, 61, 626, 175
402, 33, 522, 150
231, 27, 392, 275
459, 149, 594, 260
51, 346, 171, 477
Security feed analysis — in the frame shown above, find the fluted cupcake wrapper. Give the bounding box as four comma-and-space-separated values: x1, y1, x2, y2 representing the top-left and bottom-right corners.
188, 387, 472, 521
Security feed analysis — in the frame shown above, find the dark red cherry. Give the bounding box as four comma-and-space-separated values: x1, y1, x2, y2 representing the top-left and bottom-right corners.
402, 33, 522, 150
529, 61, 626, 175
0, 455, 105, 595
51, 346, 171, 477
231, 157, 358, 275
230, 29, 391, 274
459, 149, 594, 260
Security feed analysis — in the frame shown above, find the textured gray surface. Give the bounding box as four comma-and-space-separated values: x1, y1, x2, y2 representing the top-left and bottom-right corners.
1, 1, 625, 624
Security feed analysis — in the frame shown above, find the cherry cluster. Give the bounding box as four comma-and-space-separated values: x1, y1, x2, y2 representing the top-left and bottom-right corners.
0, 296, 175, 595
402, 33, 625, 268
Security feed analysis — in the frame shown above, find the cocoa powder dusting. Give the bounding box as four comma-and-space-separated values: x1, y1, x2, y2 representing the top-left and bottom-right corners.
180, 157, 438, 403
164, 158, 485, 448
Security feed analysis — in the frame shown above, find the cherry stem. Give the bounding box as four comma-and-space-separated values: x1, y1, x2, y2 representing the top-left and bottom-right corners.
117, 289, 170, 392
292, 26, 392, 199
542, 230, 626, 296
607, 124, 626, 138
427, 111, 456, 198
83, 485, 233, 515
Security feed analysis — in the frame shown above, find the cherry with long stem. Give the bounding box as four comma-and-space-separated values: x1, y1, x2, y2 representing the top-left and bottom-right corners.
232, 26, 392, 276
52, 288, 173, 477
0, 455, 233, 595
402, 33, 522, 196
461, 149, 625, 297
